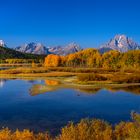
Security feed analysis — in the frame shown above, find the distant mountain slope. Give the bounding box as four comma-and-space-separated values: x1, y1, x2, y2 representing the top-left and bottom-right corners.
48, 42, 82, 55
99, 35, 140, 53
15, 42, 49, 55
15, 42, 82, 56
0, 46, 45, 59
2, 35, 140, 58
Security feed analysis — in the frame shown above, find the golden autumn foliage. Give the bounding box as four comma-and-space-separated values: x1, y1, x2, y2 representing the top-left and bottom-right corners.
77, 73, 107, 81
4, 59, 43, 64
32, 61, 37, 68
44, 54, 61, 67
57, 112, 140, 140
102, 50, 121, 69
0, 128, 51, 140
45, 79, 61, 86
0, 113, 140, 140
44, 49, 140, 69
57, 119, 113, 140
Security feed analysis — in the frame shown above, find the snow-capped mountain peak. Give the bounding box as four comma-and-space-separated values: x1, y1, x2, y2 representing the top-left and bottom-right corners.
99, 34, 140, 53
48, 42, 82, 56
15, 42, 82, 55
0, 40, 7, 47
15, 42, 49, 55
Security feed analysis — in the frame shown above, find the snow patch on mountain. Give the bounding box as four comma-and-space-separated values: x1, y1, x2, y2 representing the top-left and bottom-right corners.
0, 40, 7, 47
99, 34, 140, 53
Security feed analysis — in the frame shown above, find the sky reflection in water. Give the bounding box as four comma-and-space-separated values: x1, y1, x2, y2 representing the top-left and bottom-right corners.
0, 79, 140, 135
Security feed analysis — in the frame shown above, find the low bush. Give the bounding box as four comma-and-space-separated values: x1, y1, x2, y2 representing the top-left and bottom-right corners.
47, 67, 117, 74
0, 67, 49, 74
57, 119, 112, 140
0, 128, 51, 140
0, 113, 140, 140
110, 74, 140, 84
77, 73, 108, 81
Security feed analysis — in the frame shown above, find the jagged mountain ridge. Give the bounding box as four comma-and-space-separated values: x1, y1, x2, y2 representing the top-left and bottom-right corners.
15, 42, 82, 55
15, 42, 49, 55
1, 34, 140, 57
99, 34, 140, 53
48, 42, 82, 55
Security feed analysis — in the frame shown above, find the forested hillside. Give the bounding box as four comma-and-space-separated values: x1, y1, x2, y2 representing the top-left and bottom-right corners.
0, 46, 45, 59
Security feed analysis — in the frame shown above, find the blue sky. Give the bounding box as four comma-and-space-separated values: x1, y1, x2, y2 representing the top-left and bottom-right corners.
0, 0, 140, 48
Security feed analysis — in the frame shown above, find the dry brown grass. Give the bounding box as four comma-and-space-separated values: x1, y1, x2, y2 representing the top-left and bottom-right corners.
77, 73, 108, 82
1, 67, 140, 84
18, 72, 76, 77
0, 67, 49, 74
109, 73, 140, 84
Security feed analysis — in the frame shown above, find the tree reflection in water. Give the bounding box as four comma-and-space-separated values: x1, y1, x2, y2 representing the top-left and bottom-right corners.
29, 79, 62, 96
29, 78, 140, 96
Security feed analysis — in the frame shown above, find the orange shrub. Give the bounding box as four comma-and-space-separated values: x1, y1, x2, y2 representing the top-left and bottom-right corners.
44, 54, 61, 67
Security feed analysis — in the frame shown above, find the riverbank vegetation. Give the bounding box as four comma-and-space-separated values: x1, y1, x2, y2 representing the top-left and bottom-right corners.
0, 112, 140, 140
1, 49, 140, 69
0, 67, 140, 85
44, 49, 140, 69
1, 68, 140, 84
77, 73, 140, 84
0, 49, 140, 84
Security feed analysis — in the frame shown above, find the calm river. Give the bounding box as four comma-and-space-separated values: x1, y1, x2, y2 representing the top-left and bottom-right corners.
0, 79, 140, 135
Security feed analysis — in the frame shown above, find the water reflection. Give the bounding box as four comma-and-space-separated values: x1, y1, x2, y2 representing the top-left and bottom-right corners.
107, 85, 140, 95
30, 84, 60, 96
0, 78, 140, 135
29, 79, 62, 96
29, 79, 140, 96
76, 87, 101, 94
0, 79, 7, 88
1, 78, 140, 95
45, 80, 61, 86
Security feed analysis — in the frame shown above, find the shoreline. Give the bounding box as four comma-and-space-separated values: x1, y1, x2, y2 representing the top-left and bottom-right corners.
1, 73, 140, 89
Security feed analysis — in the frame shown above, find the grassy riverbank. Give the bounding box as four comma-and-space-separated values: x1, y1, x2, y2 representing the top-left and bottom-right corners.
1, 67, 140, 96
0, 67, 140, 85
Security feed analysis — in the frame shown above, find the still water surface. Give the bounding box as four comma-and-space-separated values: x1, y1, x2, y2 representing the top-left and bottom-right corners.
0, 79, 140, 135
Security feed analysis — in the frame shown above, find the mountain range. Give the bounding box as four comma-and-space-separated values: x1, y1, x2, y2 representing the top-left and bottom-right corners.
0, 34, 140, 58
99, 34, 140, 53
15, 42, 82, 56
15, 42, 49, 55
48, 42, 81, 55
14, 34, 140, 55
